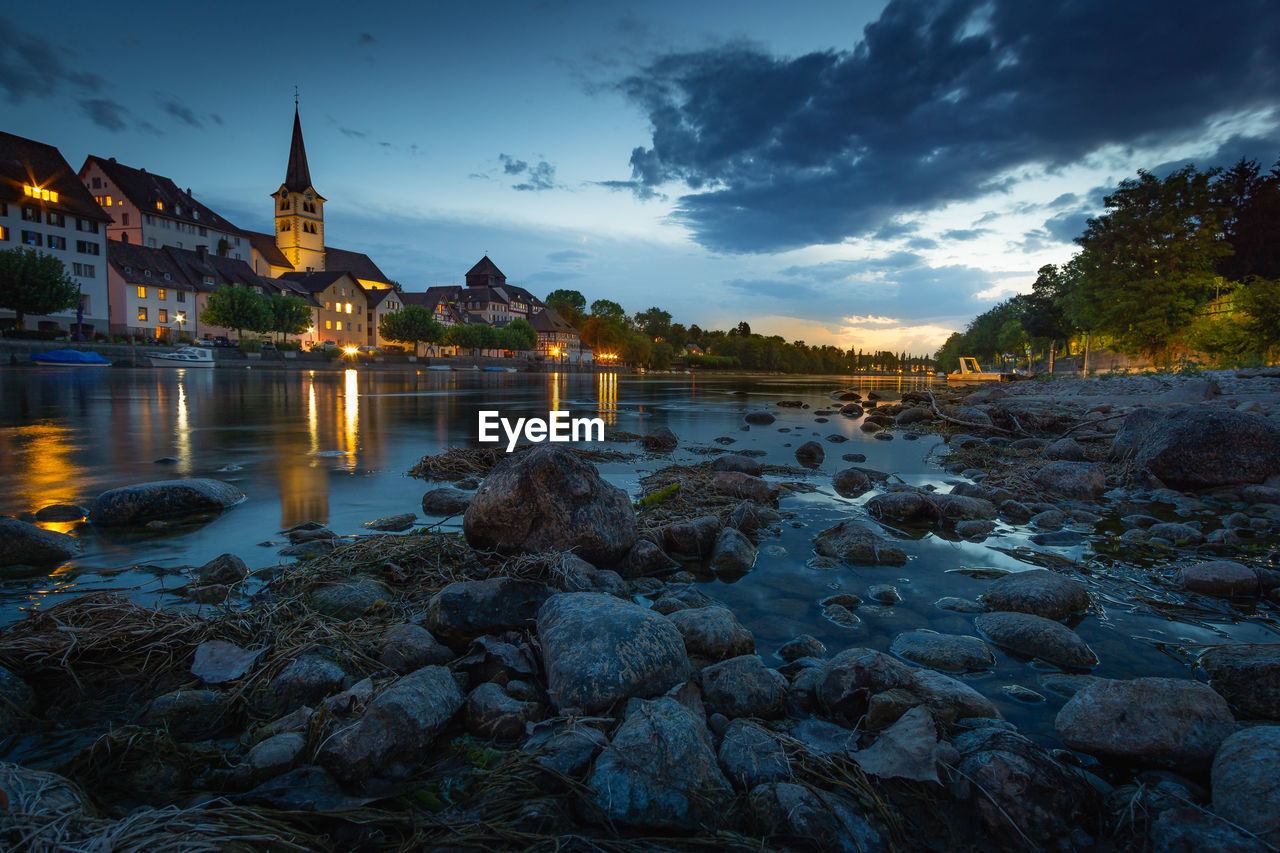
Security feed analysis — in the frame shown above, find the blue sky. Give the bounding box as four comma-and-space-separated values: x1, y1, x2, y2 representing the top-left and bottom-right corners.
5, 1, 1279, 353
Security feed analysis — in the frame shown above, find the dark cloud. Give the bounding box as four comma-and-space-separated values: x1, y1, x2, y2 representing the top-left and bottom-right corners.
341, 127, 368, 139
1048, 192, 1078, 208
547, 249, 591, 263
501, 154, 558, 191
0, 15, 101, 103
941, 228, 990, 241
79, 98, 130, 133
1041, 211, 1090, 243
209, 113, 225, 125
873, 220, 919, 240
359, 32, 376, 45
500, 154, 529, 175
159, 96, 202, 127
615, 0, 1280, 253
906, 236, 939, 250
593, 179, 665, 201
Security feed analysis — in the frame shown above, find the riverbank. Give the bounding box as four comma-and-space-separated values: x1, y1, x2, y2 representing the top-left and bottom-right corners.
1, 368, 1278, 849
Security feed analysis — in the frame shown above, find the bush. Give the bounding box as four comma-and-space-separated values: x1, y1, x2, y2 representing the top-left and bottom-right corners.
277, 340, 302, 352
239, 339, 262, 354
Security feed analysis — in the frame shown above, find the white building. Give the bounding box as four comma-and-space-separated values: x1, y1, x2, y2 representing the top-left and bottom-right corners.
0, 131, 112, 335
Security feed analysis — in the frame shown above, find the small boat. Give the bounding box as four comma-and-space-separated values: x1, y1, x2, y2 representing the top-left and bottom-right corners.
483, 366, 507, 372
30, 349, 111, 367
426, 365, 452, 371
946, 357, 1024, 384
148, 346, 216, 368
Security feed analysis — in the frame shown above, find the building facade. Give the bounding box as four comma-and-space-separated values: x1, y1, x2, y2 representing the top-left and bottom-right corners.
0, 131, 112, 334
277, 270, 368, 347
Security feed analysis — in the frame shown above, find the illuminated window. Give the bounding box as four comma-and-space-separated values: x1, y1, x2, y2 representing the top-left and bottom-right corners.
155, 201, 163, 210
345, 303, 352, 314
325, 320, 332, 330
48, 235, 66, 250
138, 307, 148, 322
76, 218, 99, 233
336, 321, 343, 331
324, 301, 331, 311
158, 309, 168, 323
137, 286, 147, 298
21, 231, 41, 247
158, 289, 166, 301
0, 226, 8, 241
23, 184, 59, 202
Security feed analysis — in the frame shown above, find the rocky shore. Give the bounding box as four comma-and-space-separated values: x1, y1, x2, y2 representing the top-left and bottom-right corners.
1, 368, 1279, 850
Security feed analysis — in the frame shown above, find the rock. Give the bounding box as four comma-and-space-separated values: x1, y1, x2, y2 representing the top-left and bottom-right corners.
817, 648, 917, 725
661, 515, 723, 560
1043, 438, 1087, 461
1149, 522, 1204, 544
278, 539, 337, 557
935, 596, 987, 614
1211, 726, 1280, 845
866, 584, 901, 605
910, 669, 1001, 720
0, 517, 80, 568
310, 578, 388, 620
141, 688, 232, 740
420, 486, 472, 516
956, 727, 1099, 847
727, 500, 779, 534
287, 527, 336, 543
980, 569, 1090, 620
465, 682, 545, 741
1131, 408, 1280, 489
976, 612, 1097, 668
1039, 673, 1100, 698
747, 782, 882, 852
362, 513, 417, 532
1034, 462, 1106, 500
890, 630, 994, 672
866, 491, 943, 524
710, 471, 781, 504
668, 606, 755, 661
424, 577, 551, 649
1243, 484, 1280, 505
622, 538, 679, 578
895, 406, 932, 426
33, 503, 87, 522
711, 454, 763, 476
191, 640, 264, 684
1055, 677, 1237, 770
240, 765, 369, 811
699, 655, 788, 719
527, 723, 608, 777
718, 719, 789, 789
1000, 499, 1033, 523
539, 593, 689, 714
811, 520, 907, 566
1180, 561, 1259, 597
88, 478, 244, 525
379, 623, 453, 672
271, 655, 347, 712
1030, 509, 1066, 530
955, 519, 995, 539
778, 634, 826, 662
1029, 530, 1086, 546
462, 445, 636, 565
0, 666, 37, 734
1200, 645, 1280, 719
641, 426, 678, 451
1150, 807, 1270, 852
246, 732, 306, 779
709, 527, 756, 573
196, 552, 248, 585
831, 468, 872, 498
587, 697, 730, 830
794, 441, 824, 468
319, 666, 464, 782
854, 706, 940, 782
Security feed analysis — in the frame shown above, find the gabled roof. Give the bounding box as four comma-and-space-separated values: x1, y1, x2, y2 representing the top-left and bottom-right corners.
365, 288, 397, 309
326, 246, 390, 284
529, 307, 580, 335
242, 230, 294, 270
278, 269, 357, 294
284, 108, 316, 195
0, 131, 111, 221
464, 255, 507, 287
108, 241, 275, 293
82, 155, 243, 233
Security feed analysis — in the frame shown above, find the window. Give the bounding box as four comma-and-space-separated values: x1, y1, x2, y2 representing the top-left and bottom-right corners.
147, 238, 156, 248
81, 295, 90, 313
198, 226, 206, 236
144, 270, 152, 278
22, 206, 40, 222
22, 231, 42, 247
137, 286, 147, 298
73, 262, 82, 275
138, 307, 148, 322
158, 309, 168, 323
145, 215, 154, 226
324, 301, 330, 311
47, 235, 66, 250
76, 240, 100, 255
91, 177, 102, 189
23, 185, 58, 202
76, 218, 99, 233
162, 220, 170, 229
163, 273, 170, 281
46, 212, 65, 227
158, 289, 166, 301
176, 291, 186, 303
325, 320, 332, 330
345, 303, 352, 314
0, 226, 8, 241
80, 264, 95, 278
122, 213, 129, 226
155, 201, 163, 210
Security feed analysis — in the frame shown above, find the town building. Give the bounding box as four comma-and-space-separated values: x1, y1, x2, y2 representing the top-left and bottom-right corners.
78, 156, 248, 261
452, 256, 541, 325
0, 131, 112, 334
277, 270, 368, 347
529, 306, 587, 363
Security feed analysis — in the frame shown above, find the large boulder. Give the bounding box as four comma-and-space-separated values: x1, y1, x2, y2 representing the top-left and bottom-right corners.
421, 487, 472, 516
711, 454, 763, 477
975, 612, 1097, 669
667, 606, 755, 661
462, 445, 636, 565
811, 520, 907, 566
710, 472, 781, 504
1200, 644, 1280, 719
979, 569, 1090, 621
1211, 726, 1280, 846
538, 593, 689, 714
89, 478, 244, 525
1055, 677, 1236, 771
889, 630, 994, 672
699, 655, 788, 719
0, 518, 79, 568
708, 527, 756, 573
587, 697, 731, 830
318, 666, 463, 783
423, 577, 550, 650
1180, 561, 1259, 597
1129, 408, 1280, 489
718, 720, 789, 790
1033, 462, 1106, 500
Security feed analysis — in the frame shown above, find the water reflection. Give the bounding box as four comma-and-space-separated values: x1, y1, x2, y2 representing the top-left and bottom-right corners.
597, 372, 617, 425
175, 379, 191, 476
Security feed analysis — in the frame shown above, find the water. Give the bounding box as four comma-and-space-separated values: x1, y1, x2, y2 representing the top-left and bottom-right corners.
0, 366, 1272, 742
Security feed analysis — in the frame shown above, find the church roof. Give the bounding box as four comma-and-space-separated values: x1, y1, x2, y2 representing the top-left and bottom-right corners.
0, 131, 111, 221
82, 155, 242, 233
242, 230, 294, 270
283, 108, 315, 195
326, 247, 391, 284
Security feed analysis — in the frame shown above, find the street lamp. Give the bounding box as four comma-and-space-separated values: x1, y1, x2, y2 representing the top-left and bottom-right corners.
174, 312, 186, 343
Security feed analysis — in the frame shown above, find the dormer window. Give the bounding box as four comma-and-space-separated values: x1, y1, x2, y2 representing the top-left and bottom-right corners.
163, 272, 171, 280
144, 269, 152, 278
155, 201, 163, 210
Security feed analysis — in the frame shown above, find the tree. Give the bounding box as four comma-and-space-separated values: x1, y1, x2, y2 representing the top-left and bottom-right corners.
650, 340, 674, 369
1236, 276, 1280, 354
590, 299, 627, 325
545, 289, 586, 326
666, 322, 688, 349
200, 284, 271, 342
634, 306, 672, 340
1019, 263, 1078, 372
267, 292, 312, 342
447, 323, 499, 355
500, 317, 537, 351
379, 305, 444, 354
0, 247, 80, 330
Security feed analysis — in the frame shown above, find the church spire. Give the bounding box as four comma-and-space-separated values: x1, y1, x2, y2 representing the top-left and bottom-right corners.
284, 107, 314, 194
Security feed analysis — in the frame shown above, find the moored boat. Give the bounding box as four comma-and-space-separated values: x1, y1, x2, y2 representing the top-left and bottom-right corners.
426, 364, 452, 371
30, 350, 111, 367
148, 346, 216, 368
946, 356, 1023, 383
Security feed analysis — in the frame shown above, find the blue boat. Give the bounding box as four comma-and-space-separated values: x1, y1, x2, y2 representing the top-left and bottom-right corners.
30, 350, 112, 367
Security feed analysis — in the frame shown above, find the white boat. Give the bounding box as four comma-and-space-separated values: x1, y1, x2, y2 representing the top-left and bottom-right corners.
426, 365, 452, 371
148, 346, 216, 368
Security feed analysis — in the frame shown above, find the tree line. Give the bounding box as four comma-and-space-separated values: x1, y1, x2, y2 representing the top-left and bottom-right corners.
936, 157, 1280, 372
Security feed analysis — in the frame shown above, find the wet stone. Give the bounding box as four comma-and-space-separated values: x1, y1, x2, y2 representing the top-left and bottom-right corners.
777, 634, 827, 662
890, 630, 995, 672
979, 569, 1090, 621
975, 612, 1098, 669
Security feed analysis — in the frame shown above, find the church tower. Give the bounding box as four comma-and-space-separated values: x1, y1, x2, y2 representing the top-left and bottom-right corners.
274, 108, 326, 272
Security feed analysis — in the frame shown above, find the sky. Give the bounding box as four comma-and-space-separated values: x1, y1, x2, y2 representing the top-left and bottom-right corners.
4, 1, 1279, 354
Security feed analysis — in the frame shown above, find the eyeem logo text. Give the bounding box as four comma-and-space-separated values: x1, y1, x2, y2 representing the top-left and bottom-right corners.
478, 410, 605, 452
